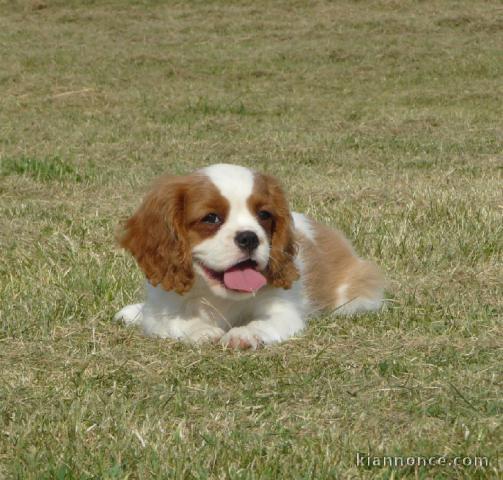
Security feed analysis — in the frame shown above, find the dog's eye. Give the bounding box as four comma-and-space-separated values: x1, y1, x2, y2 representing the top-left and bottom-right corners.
202, 213, 222, 225
258, 210, 272, 221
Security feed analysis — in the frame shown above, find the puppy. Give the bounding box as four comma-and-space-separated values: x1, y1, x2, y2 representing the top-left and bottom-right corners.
115, 164, 384, 348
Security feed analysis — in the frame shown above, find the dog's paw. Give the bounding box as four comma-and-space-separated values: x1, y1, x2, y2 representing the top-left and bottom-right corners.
220, 326, 264, 350
186, 325, 225, 344
114, 303, 143, 325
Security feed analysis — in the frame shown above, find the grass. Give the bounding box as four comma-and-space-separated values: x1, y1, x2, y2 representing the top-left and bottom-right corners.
0, 0, 501, 478
1, 155, 85, 183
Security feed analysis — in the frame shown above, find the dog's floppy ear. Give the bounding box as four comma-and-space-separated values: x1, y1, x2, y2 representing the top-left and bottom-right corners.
260, 174, 300, 289
117, 175, 194, 294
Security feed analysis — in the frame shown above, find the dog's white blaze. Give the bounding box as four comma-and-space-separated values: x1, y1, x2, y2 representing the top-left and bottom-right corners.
201, 163, 262, 238
202, 164, 254, 200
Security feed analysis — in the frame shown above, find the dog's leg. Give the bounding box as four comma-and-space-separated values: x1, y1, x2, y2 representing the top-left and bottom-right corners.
114, 303, 144, 325
220, 299, 305, 349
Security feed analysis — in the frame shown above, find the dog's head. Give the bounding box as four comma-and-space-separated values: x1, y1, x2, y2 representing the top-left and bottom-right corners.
118, 164, 299, 299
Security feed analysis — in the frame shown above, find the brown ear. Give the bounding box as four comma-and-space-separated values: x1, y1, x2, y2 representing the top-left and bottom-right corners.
261, 175, 300, 289
117, 175, 194, 294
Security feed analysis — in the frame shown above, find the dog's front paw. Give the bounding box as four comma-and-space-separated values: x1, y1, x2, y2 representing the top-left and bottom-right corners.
220, 326, 264, 350
186, 325, 225, 344
114, 303, 143, 326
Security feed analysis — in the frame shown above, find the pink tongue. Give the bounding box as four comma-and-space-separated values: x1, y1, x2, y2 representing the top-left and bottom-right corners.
223, 266, 267, 293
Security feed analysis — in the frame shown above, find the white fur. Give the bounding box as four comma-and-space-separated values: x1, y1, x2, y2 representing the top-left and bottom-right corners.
334, 283, 383, 315
191, 164, 270, 300
115, 164, 382, 348
292, 212, 315, 241
117, 274, 307, 347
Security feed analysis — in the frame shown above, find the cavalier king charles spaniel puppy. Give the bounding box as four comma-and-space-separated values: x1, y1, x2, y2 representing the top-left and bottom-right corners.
115, 163, 384, 349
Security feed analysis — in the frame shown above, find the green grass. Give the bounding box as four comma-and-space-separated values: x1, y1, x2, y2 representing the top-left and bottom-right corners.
0, 0, 502, 478
1, 155, 85, 182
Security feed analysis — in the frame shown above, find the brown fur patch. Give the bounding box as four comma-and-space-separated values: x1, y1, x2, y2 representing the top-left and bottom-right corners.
298, 220, 384, 312
248, 173, 299, 289
117, 173, 229, 294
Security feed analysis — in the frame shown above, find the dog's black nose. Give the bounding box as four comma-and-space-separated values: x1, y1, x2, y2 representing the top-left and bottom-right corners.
234, 231, 259, 252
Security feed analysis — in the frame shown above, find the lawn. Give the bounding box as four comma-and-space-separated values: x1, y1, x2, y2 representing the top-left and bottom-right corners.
0, 0, 501, 478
